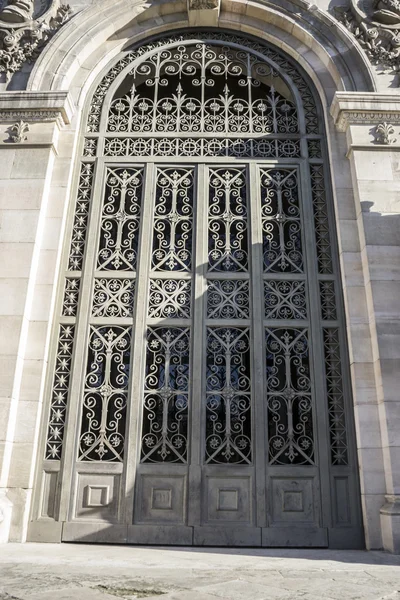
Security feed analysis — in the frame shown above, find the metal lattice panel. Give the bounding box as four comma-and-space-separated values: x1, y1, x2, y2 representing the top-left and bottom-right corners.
38, 31, 362, 550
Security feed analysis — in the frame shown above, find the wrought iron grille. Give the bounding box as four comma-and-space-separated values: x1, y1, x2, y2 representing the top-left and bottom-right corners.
43, 33, 350, 486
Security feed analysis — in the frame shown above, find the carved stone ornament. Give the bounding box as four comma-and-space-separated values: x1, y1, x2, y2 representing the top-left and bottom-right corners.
375, 121, 397, 142
332, 0, 400, 82
7, 117, 28, 141
0, 0, 72, 84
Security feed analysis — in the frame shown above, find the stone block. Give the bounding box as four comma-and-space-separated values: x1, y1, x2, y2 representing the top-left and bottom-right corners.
347, 323, 374, 363
0, 316, 23, 356
0, 243, 34, 278
0, 150, 16, 180
366, 245, 400, 281
376, 322, 400, 359
18, 359, 44, 403
369, 281, 400, 320
0, 209, 39, 243
362, 212, 400, 247
35, 250, 58, 286
379, 359, 400, 402
0, 355, 17, 397
336, 219, 361, 253
0, 278, 28, 316
353, 151, 393, 181
30, 284, 53, 321
13, 399, 40, 444
340, 252, 365, 287
41, 218, 63, 251
0, 397, 11, 441
354, 404, 383, 449
0, 179, 44, 210
350, 362, 378, 406
361, 493, 384, 549
24, 321, 49, 361
11, 148, 52, 180
7, 442, 35, 488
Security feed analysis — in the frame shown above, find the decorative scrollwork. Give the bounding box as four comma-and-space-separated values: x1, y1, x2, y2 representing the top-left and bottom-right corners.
79, 326, 131, 462
92, 278, 135, 318
83, 137, 98, 157
206, 327, 252, 464
208, 168, 248, 272
320, 280, 337, 320
307, 139, 322, 158
45, 325, 75, 460
260, 168, 303, 273
87, 32, 318, 135
141, 327, 190, 463
103, 137, 301, 158
310, 164, 333, 274
62, 278, 80, 317
207, 279, 250, 319
152, 168, 194, 272
68, 163, 94, 271
107, 45, 298, 136
97, 167, 143, 271
148, 279, 191, 319
0, 3, 72, 84
265, 328, 314, 465
323, 328, 348, 465
264, 280, 307, 320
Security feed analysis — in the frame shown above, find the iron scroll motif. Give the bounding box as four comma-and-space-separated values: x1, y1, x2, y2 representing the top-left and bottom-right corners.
44, 33, 350, 481
97, 168, 144, 272
79, 326, 131, 462
152, 168, 194, 272
87, 32, 319, 137
266, 328, 314, 465
206, 327, 252, 464
208, 168, 248, 272
141, 327, 190, 463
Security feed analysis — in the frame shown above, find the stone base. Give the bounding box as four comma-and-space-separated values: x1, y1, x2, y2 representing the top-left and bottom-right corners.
380, 495, 400, 554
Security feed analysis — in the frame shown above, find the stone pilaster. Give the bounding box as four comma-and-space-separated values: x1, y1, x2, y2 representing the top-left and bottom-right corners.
0, 91, 74, 542
331, 92, 400, 553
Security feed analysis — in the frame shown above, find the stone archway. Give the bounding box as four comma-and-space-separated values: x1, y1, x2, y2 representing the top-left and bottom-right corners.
29, 31, 364, 547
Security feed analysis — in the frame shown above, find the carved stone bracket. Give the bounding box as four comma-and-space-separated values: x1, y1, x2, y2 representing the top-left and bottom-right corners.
0, 0, 72, 84
332, 0, 400, 84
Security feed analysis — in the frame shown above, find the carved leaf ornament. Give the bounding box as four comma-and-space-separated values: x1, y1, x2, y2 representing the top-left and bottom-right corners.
0, 0, 72, 83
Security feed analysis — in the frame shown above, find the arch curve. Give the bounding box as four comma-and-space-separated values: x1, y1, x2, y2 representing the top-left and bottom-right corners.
27, 0, 376, 104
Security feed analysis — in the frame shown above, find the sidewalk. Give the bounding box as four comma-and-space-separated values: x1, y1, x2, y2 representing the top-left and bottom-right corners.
1, 544, 400, 600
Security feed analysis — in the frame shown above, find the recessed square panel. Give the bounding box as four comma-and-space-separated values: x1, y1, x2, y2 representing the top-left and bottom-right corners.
75, 474, 119, 522
152, 488, 172, 510
283, 490, 303, 512
205, 476, 252, 524
136, 475, 186, 524
270, 477, 316, 525
85, 485, 110, 508
218, 489, 238, 511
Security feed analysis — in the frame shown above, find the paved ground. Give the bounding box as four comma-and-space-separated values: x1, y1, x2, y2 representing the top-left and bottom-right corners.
0, 544, 400, 600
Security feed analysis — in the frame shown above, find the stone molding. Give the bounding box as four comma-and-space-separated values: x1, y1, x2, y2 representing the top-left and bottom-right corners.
0, 90, 74, 125
330, 92, 400, 131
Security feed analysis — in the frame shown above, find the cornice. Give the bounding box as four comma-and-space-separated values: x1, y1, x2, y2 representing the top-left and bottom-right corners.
0, 91, 74, 125
331, 92, 400, 131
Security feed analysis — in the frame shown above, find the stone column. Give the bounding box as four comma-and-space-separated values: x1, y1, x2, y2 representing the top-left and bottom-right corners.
0, 91, 74, 542
332, 93, 400, 553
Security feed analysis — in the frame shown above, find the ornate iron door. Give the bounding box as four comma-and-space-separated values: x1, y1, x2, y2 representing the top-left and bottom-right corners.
31, 34, 364, 548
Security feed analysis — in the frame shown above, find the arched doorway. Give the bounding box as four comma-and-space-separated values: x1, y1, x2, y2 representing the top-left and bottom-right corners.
34, 31, 363, 547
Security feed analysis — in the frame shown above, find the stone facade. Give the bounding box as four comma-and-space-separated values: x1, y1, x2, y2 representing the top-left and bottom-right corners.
0, 0, 399, 553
